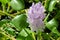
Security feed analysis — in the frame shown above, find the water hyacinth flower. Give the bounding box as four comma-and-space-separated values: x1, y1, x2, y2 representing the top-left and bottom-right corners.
27, 2, 45, 32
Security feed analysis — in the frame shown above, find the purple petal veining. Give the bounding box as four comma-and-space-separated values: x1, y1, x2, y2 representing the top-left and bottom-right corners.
27, 2, 45, 31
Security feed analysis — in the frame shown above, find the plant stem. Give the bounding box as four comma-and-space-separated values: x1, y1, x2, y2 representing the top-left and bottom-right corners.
32, 32, 36, 40
7, 3, 10, 12
0, 10, 15, 18
44, 12, 50, 23
0, 27, 16, 40
0, 32, 16, 40
9, 9, 13, 13
24, 28, 36, 40
37, 31, 42, 40
2, 4, 5, 12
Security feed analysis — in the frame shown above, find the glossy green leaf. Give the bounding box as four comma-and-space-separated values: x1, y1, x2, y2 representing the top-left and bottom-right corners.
46, 18, 60, 35
51, 27, 60, 36
48, 0, 57, 12
10, 0, 25, 10
19, 29, 28, 37
11, 14, 28, 31
46, 18, 58, 30
0, 19, 10, 27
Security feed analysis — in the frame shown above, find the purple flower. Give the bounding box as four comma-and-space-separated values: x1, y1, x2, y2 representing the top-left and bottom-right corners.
27, 2, 45, 31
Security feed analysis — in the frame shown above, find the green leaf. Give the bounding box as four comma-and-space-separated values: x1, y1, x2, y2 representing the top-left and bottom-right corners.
46, 18, 58, 30
19, 29, 28, 37
10, 0, 25, 10
46, 18, 60, 35
17, 28, 34, 40
51, 27, 60, 36
48, 0, 57, 12
4, 27, 15, 36
25, 35, 34, 40
25, 28, 32, 34
0, 19, 10, 27
44, 0, 51, 10
0, 0, 8, 4
11, 14, 28, 31
16, 36, 25, 40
